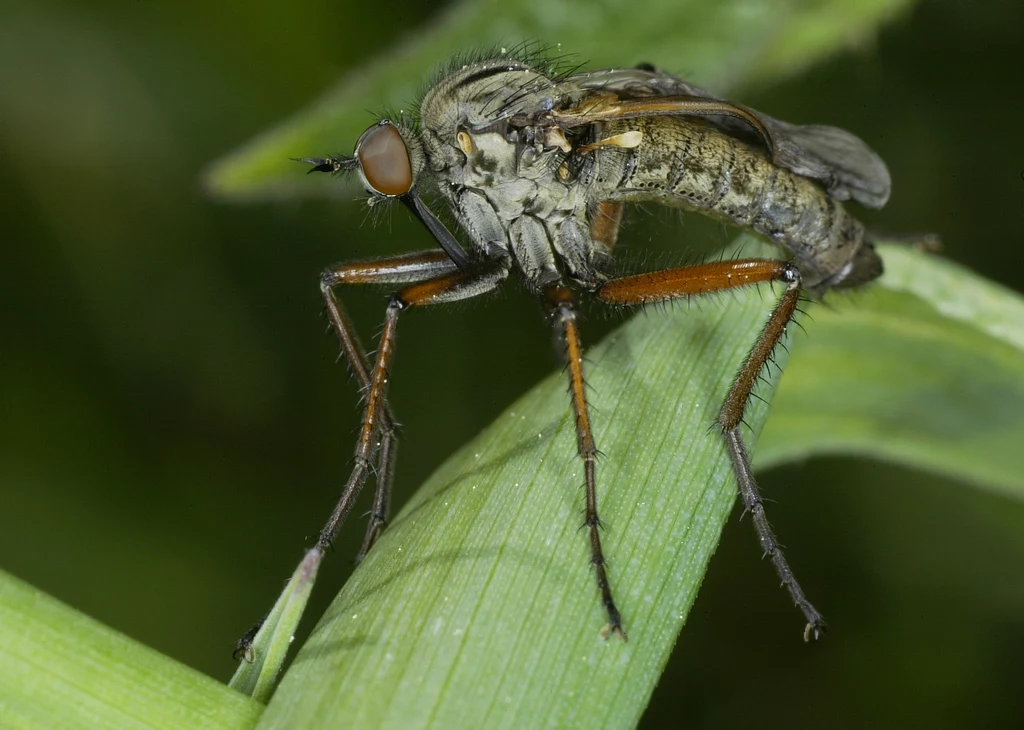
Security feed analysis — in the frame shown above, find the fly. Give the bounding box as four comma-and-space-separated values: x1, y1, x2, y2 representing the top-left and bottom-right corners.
245, 46, 932, 652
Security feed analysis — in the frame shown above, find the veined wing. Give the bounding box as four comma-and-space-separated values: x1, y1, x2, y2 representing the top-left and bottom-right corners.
560, 67, 891, 209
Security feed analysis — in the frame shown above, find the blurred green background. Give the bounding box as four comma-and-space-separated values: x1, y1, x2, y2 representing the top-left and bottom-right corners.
2, 0, 1023, 727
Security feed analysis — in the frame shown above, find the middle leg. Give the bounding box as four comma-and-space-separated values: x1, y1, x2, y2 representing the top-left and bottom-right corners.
544, 284, 626, 641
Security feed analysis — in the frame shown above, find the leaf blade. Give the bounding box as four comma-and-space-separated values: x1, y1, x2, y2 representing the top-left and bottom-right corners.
229, 549, 321, 702
0, 569, 263, 730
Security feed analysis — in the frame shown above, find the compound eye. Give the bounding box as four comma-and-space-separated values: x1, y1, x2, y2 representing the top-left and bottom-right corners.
355, 121, 413, 196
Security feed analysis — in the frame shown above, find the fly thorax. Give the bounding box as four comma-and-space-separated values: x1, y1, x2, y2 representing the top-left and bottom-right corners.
458, 128, 520, 191
419, 60, 556, 134
459, 124, 577, 220
415, 58, 587, 285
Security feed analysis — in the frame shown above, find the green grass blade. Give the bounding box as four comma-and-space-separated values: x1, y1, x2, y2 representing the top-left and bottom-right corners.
0, 569, 263, 730
229, 549, 321, 702
203, 0, 918, 201
257, 241, 1023, 728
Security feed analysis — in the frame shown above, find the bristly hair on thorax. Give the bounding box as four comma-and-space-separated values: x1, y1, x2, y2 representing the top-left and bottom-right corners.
373, 40, 585, 130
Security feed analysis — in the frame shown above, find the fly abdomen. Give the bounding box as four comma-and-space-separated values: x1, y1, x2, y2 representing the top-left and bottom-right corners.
602, 116, 769, 224
600, 115, 866, 289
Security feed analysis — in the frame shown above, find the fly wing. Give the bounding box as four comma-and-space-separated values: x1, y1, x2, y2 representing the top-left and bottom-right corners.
562, 67, 891, 209
766, 120, 891, 209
